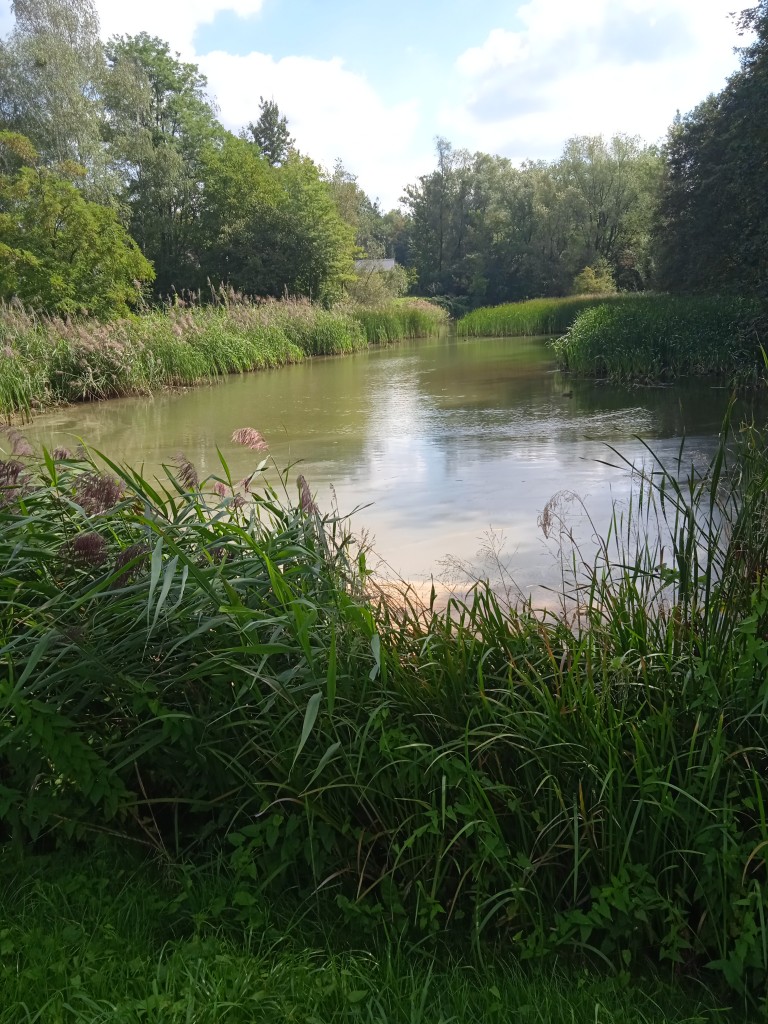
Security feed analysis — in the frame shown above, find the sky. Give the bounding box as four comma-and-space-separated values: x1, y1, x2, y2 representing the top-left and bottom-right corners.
0, 0, 750, 209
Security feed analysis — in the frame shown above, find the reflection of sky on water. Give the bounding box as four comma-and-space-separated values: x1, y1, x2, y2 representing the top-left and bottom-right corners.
26, 335, 762, 596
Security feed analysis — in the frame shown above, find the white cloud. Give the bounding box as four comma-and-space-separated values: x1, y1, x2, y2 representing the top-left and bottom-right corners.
448, 0, 745, 159
198, 50, 426, 208
96, 0, 266, 54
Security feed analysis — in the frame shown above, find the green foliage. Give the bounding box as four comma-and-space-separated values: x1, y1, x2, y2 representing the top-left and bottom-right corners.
0, 0, 113, 199
345, 262, 409, 304
0, 849, 730, 1024
0, 150, 155, 317
572, 258, 617, 296
457, 295, 631, 337
3, 420, 768, 1003
554, 295, 766, 382
655, 2, 768, 297
402, 136, 662, 307
244, 95, 294, 167
103, 33, 222, 297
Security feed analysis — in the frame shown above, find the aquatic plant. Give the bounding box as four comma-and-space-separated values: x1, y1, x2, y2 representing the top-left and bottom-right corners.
554, 295, 766, 383
2, 420, 768, 1001
457, 295, 634, 337
0, 297, 447, 418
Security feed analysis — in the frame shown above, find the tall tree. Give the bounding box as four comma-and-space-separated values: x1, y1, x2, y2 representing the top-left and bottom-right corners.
103, 33, 222, 294
326, 158, 384, 256
0, 0, 112, 198
655, 2, 768, 295
244, 97, 293, 167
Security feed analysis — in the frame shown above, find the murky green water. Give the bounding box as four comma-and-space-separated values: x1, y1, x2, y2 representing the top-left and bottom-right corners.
26, 335, 763, 600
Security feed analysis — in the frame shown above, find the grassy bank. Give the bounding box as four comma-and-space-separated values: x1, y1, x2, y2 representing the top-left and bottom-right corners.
2, 416, 768, 1010
554, 295, 766, 382
457, 295, 632, 337
353, 297, 449, 343
1, 846, 731, 1023
0, 297, 448, 418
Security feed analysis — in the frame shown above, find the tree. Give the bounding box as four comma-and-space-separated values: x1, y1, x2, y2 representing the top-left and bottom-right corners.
197, 132, 280, 290
655, 2, 768, 296
0, 132, 154, 317
103, 33, 222, 295
0, 0, 114, 200
326, 158, 384, 256
554, 135, 662, 288
244, 97, 293, 167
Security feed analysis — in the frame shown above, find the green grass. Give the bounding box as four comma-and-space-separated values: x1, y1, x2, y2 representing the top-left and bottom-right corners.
1, 846, 738, 1023
0, 297, 448, 418
353, 298, 449, 343
2, 416, 768, 1006
457, 295, 634, 337
553, 295, 766, 382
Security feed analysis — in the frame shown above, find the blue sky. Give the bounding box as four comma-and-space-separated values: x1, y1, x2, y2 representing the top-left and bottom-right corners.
0, 0, 747, 208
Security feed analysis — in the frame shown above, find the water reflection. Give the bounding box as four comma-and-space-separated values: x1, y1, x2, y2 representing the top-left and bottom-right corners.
26, 335, 763, 597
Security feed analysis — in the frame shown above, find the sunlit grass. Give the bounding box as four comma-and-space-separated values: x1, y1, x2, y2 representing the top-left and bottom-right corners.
0, 296, 448, 417
457, 295, 634, 337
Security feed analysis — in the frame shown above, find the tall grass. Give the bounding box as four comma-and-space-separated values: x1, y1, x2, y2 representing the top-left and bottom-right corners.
1, 846, 729, 1023
352, 298, 449, 343
0, 297, 447, 418
2, 417, 768, 1003
554, 295, 766, 382
457, 295, 634, 338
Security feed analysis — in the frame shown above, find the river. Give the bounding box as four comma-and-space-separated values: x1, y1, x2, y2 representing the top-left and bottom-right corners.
25, 334, 760, 604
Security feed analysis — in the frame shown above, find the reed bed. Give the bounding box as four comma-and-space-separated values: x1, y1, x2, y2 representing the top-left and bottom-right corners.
0, 297, 447, 418
554, 295, 766, 382
457, 295, 634, 338
2, 414, 768, 1004
352, 298, 449, 343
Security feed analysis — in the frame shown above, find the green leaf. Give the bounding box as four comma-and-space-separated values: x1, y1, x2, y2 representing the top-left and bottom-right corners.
292, 691, 322, 771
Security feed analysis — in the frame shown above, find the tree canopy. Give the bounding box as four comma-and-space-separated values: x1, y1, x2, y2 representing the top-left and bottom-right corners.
0, 0, 764, 315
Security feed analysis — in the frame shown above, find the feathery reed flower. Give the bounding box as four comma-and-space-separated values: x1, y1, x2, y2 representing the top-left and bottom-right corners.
173, 452, 199, 491
297, 474, 318, 515
52, 447, 72, 461
0, 458, 28, 505
75, 472, 125, 515
1, 426, 33, 457
65, 532, 108, 567
231, 427, 269, 451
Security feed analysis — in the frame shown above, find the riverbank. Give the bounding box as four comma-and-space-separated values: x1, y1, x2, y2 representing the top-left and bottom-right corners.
0, 297, 448, 419
554, 295, 766, 383
457, 295, 632, 337
2, 422, 767, 1011
458, 294, 768, 385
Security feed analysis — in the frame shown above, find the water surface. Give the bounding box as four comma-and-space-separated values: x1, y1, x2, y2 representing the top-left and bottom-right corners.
27, 335, 759, 600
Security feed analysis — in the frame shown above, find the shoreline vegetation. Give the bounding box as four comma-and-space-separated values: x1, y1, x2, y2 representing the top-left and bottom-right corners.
2, 418, 768, 1014
0, 296, 448, 420
458, 295, 768, 385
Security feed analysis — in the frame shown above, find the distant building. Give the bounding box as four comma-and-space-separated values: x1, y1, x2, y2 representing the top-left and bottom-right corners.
354, 258, 396, 273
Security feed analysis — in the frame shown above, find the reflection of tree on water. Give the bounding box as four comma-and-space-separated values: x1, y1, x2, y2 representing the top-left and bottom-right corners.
24, 338, 764, 596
